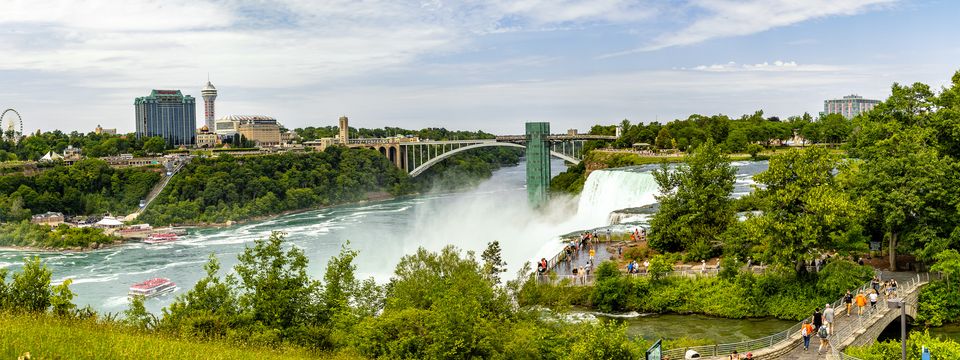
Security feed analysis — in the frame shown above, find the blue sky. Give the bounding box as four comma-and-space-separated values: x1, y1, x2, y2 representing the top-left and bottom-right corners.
1, 0, 958, 134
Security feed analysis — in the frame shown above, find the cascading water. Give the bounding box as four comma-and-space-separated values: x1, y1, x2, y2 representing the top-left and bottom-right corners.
575, 168, 660, 225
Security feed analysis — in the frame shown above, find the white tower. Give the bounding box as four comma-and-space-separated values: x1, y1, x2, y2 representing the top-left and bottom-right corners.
201, 78, 218, 130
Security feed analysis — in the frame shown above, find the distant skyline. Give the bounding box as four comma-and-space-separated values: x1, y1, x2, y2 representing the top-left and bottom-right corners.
1, 0, 959, 134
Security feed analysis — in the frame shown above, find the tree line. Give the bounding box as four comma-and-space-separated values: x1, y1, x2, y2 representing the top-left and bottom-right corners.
593, 111, 852, 152
0, 130, 174, 161
140, 147, 412, 225
0, 158, 160, 222
647, 71, 960, 273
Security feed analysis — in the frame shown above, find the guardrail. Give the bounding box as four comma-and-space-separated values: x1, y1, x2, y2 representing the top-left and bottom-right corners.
661, 273, 890, 359
833, 273, 929, 360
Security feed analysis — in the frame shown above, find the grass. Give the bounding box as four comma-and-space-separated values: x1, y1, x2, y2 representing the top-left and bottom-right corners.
0, 313, 357, 360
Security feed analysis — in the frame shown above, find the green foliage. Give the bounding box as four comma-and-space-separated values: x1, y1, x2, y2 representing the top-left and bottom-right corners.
566, 321, 643, 359
50, 278, 77, 317
845, 330, 960, 359
917, 280, 960, 327
746, 143, 764, 159
9, 257, 52, 313
0, 221, 117, 249
125, 295, 156, 330
142, 136, 167, 154
528, 267, 872, 321
649, 139, 736, 256
647, 255, 673, 280
740, 147, 869, 271
141, 148, 413, 225
0, 312, 323, 360
0, 158, 160, 220
481, 241, 507, 285
816, 260, 875, 296
235, 232, 322, 332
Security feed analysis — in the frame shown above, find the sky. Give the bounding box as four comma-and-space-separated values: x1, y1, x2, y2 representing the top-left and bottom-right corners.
1, 0, 958, 135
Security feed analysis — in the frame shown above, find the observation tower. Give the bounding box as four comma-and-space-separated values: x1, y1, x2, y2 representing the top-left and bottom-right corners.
201, 78, 218, 130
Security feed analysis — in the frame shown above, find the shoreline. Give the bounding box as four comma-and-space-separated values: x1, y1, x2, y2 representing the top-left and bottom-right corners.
169, 191, 401, 230
0, 192, 403, 253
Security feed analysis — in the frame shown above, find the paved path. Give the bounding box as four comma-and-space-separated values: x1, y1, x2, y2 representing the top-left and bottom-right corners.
778, 271, 920, 360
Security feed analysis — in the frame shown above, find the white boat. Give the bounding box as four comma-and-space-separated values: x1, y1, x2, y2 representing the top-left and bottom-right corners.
143, 233, 178, 244
128, 278, 177, 298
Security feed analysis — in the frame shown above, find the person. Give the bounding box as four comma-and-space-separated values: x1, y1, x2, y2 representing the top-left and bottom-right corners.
701, 259, 707, 274
627, 261, 635, 274
872, 276, 881, 294
869, 289, 878, 309
855, 290, 868, 316
801, 320, 814, 350
744, 352, 752, 359
643, 259, 650, 274
589, 248, 596, 263
823, 303, 835, 335
812, 307, 823, 330
729, 350, 740, 359
817, 321, 830, 354
843, 290, 853, 317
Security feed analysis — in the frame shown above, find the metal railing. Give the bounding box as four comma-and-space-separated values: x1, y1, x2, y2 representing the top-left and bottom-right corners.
833, 273, 929, 360
661, 273, 890, 359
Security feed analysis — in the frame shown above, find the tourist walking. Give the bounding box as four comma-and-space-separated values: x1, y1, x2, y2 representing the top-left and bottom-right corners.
824, 303, 835, 335
643, 259, 649, 274
589, 248, 596, 263
801, 320, 815, 350
813, 307, 823, 330
701, 260, 707, 274
872, 276, 881, 294
817, 322, 830, 354
855, 291, 868, 316
728, 350, 740, 359
869, 289, 879, 309
843, 290, 853, 317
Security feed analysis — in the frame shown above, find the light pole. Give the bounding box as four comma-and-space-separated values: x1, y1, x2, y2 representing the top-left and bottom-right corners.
887, 298, 907, 360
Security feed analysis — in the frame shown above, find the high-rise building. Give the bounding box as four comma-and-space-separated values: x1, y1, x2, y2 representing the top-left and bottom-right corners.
134, 90, 196, 146
201, 79, 218, 130
823, 94, 880, 119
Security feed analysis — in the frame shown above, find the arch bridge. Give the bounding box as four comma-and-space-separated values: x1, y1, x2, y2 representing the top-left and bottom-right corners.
355, 123, 616, 206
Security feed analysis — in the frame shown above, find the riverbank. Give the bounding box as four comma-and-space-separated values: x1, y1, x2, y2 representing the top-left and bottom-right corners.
167, 191, 399, 229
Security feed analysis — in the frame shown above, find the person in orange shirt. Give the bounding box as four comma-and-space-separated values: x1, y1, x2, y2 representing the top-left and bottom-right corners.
855, 290, 868, 316
801, 320, 815, 350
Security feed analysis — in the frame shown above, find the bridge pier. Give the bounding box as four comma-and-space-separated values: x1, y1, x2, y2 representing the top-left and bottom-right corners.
525, 122, 551, 207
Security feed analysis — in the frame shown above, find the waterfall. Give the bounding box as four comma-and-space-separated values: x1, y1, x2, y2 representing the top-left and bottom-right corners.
575, 168, 660, 226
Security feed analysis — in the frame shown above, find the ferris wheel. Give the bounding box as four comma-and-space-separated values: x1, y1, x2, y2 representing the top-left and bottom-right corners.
1, 108, 23, 142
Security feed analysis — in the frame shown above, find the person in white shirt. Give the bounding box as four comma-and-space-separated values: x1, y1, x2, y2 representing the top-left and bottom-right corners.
869, 290, 879, 310
823, 303, 835, 334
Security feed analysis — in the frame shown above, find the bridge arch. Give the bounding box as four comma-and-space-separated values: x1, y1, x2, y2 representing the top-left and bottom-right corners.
407, 142, 580, 177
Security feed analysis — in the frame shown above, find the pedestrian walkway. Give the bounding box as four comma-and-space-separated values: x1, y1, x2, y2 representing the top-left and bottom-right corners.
661, 272, 927, 360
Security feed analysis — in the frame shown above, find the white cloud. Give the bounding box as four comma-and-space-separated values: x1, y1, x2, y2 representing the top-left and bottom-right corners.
600, 0, 896, 57
688, 60, 842, 72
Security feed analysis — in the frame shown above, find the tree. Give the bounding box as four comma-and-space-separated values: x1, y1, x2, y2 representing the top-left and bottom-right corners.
654, 128, 674, 149
10, 257, 52, 313
931, 249, 960, 291
481, 241, 507, 285
142, 136, 166, 154
234, 231, 321, 331
649, 139, 736, 258
743, 147, 869, 272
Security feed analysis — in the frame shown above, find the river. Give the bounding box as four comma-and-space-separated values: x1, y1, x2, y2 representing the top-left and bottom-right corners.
0, 158, 780, 342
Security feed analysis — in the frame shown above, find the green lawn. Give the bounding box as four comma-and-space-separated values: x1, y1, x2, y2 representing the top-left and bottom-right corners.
0, 313, 355, 360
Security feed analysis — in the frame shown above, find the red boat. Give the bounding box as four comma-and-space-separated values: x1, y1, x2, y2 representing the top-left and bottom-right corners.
128, 278, 177, 298
144, 233, 178, 244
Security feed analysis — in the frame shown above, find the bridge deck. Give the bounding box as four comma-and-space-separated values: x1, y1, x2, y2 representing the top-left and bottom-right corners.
663, 272, 927, 360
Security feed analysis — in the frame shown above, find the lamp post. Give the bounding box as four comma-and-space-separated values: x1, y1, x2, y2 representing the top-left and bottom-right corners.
887, 298, 906, 360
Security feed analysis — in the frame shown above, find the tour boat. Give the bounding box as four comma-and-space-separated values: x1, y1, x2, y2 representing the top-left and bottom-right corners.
128, 278, 177, 298
144, 232, 178, 244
